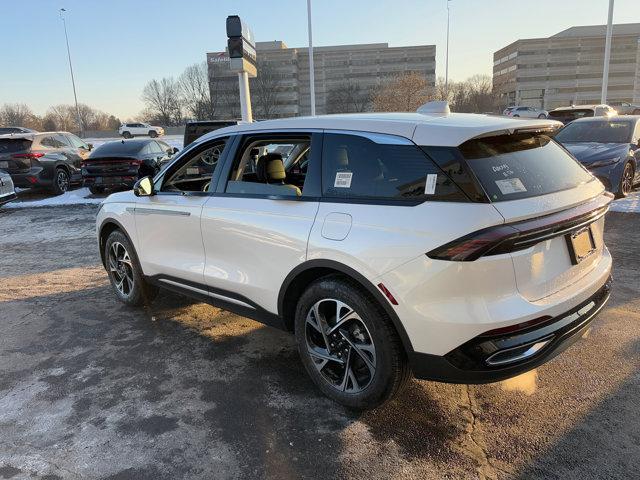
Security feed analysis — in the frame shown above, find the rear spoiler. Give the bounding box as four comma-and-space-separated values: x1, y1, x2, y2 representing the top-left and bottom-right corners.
470, 123, 563, 141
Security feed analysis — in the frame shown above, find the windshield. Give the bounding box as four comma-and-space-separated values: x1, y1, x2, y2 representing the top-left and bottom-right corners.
555, 121, 633, 144
455, 133, 593, 202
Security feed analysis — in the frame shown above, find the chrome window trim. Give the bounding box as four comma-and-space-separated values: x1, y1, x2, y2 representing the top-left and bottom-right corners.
323, 130, 414, 145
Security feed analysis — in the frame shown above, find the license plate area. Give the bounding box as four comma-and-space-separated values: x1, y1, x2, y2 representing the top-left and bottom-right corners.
565, 226, 596, 265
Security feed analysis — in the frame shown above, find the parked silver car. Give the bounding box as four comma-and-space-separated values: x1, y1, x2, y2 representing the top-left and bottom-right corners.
610, 101, 640, 116
0, 169, 16, 206
504, 106, 548, 118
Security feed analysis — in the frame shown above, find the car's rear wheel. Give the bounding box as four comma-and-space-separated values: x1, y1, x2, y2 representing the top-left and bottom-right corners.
104, 230, 158, 306
149, 130, 158, 138
513, 114, 520, 117
618, 161, 635, 198
89, 185, 105, 194
122, 131, 132, 139
538, 113, 546, 119
51, 167, 70, 195
295, 276, 410, 409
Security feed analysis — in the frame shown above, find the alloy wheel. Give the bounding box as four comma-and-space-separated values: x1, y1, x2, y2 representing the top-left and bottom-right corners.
56, 170, 69, 193
305, 298, 376, 393
621, 163, 633, 196
108, 241, 135, 297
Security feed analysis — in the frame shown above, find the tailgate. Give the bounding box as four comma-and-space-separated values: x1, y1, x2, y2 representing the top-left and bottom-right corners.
83, 157, 139, 176
491, 181, 609, 301
0, 138, 33, 171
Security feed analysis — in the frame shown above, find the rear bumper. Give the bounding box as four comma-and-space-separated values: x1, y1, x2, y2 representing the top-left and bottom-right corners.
409, 276, 611, 383
83, 175, 137, 189
10, 167, 81, 188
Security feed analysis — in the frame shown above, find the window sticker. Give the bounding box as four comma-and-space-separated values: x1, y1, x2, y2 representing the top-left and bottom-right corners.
186, 167, 200, 176
334, 171, 353, 188
495, 178, 527, 195
424, 174, 437, 194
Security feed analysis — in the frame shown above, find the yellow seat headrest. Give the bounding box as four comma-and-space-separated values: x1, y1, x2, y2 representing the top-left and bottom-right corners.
266, 158, 286, 181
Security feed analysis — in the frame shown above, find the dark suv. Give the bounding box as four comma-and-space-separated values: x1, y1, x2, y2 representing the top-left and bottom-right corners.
0, 132, 92, 194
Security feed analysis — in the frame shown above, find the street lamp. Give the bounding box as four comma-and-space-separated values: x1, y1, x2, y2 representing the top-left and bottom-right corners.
307, 0, 316, 116
601, 0, 614, 104
59, 8, 83, 136
445, 0, 451, 98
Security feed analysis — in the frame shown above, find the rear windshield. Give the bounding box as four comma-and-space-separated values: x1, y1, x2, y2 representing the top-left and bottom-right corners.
0, 138, 32, 153
457, 133, 593, 202
555, 120, 633, 144
91, 141, 144, 156
549, 109, 593, 121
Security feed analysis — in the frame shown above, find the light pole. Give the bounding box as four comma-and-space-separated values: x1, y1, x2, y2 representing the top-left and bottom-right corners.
307, 0, 316, 116
59, 8, 83, 136
601, 0, 614, 104
445, 0, 451, 98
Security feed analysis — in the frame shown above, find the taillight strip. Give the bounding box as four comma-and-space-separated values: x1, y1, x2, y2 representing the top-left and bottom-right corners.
427, 193, 613, 262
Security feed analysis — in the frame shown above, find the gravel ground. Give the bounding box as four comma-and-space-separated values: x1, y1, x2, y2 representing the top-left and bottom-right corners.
0, 204, 639, 480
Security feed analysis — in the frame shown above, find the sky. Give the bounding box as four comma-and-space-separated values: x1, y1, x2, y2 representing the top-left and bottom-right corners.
1, 0, 639, 120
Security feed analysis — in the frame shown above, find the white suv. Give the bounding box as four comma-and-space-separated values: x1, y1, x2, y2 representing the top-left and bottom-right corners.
119, 122, 165, 139
97, 106, 613, 409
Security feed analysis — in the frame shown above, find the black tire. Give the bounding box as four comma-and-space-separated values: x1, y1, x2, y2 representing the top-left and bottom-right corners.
513, 114, 520, 117
122, 131, 132, 139
89, 185, 105, 194
149, 130, 158, 138
295, 275, 410, 409
104, 229, 158, 307
617, 161, 635, 198
51, 167, 70, 195
538, 113, 546, 119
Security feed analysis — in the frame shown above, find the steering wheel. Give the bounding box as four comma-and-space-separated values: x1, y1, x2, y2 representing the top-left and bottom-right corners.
201, 145, 223, 166
202, 181, 211, 192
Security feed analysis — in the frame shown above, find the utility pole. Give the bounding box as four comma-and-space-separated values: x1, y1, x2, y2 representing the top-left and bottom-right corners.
601, 0, 614, 104
307, 0, 316, 116
59, 8, 83, 136
445, 0, 451, 98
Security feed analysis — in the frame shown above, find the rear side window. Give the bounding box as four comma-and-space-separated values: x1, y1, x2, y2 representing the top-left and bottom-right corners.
40, 135, 69, 148
321, 133, 466, 202
456, 133, 594, 202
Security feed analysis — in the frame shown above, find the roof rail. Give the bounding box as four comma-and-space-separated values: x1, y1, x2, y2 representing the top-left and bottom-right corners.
417, 100, 450, 116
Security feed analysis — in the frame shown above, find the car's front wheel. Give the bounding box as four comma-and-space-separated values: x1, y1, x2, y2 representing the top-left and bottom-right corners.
89, 185, 105, 194
122, 131, 132, 139
538, 113, 546, 119
295, 276, 410, 409
149, 130, 158, 138
618, 161, 635, 198
105, 230, 158, 306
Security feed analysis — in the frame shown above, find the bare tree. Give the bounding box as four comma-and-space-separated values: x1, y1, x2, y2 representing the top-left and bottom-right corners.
326, 81, 372, 113
250, 60, 285, 118
141, 78, 182, 126
46, 105, 77, 131
0, 103, 37, 128
179, 62, 214, 120
372, 72, 432, 112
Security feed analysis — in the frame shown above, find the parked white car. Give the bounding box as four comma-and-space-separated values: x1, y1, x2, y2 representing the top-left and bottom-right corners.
548, 104, 617, 124
97, 104, 613, 409
609, 101, 640, 116
0, 169, 16, 206
504, 106, 548, 118
118, 123, 164, 139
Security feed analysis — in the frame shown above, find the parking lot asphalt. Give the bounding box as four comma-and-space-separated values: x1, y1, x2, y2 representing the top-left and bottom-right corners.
1, 203, 639, 480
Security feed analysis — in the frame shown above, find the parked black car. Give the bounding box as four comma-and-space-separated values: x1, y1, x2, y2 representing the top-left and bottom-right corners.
0, 126, 38, 135
0, 132, 92, 194
82, 139, 178, 194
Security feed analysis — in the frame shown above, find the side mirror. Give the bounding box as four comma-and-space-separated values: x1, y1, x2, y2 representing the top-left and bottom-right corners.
133, 176, 154, 197
172, 147, 179, 154
87, 143, 93, 151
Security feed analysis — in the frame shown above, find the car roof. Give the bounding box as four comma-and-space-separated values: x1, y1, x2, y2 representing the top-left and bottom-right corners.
568, 115, 640, 123
203, 112, 563, 147
550, 105, 609, 112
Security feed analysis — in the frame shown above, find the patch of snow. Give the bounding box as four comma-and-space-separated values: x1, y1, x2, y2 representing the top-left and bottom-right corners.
6, 187, 103, 209
610, 191, 640, 213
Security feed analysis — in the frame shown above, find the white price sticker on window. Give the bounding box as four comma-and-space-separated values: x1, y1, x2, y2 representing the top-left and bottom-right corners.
334, 171, 353, 188
186, 167, 200, 176
495, 178, 527, 195
425, 174, 437, 195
